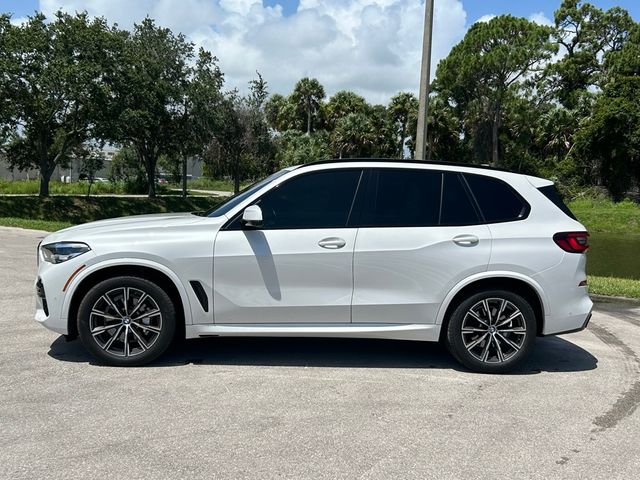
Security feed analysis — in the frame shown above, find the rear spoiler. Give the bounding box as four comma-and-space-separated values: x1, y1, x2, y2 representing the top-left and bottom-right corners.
525, 175, 554, 188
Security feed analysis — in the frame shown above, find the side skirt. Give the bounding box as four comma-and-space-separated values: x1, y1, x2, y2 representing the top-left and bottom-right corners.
185, 323, 441, 342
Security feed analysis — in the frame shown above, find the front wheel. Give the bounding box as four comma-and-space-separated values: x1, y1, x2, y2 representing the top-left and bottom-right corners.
445, 290, 536, 373
77, 276, 176, 366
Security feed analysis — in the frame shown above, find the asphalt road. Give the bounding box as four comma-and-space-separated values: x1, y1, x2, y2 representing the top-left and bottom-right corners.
1, 226, 639, 479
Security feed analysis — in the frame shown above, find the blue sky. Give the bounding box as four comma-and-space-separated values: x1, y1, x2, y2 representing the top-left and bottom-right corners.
2, 0, 638, 102
6, 0, 638, 22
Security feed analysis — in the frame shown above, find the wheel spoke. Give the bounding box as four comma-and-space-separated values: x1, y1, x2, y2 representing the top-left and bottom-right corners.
482, 299, 492, 325
466, 310, 489, 327
102, 325, 123, 351
91, 310, 121, 321
462, 327, 488, 333
465, 332, 489, 350
480, 337, 491, 361
495, 299, 507, 324
123, 326, 130, 357
129, 324, 148, 351
124, 287, 130, 316
129, 293, 149, 318
496, 311, 522, 328
132, 308, 160, 322
496, 332, 522, 351
499, 327, 526, 334
494, 335, 505, 362
91, 324, 118, 336
133, 322, 161, 334
102, 294, 124, 318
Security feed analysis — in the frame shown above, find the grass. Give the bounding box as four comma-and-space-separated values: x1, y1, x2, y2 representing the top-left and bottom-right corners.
588, 275, 640, 299
0, 179, 175, 196
169, 177, 250, 192
0, 196, 223, 225
0, 217, 73, 232
568, 198, 640, 234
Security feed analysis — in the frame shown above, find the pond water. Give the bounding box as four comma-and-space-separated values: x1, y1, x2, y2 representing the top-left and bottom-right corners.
587, 233, 640, 280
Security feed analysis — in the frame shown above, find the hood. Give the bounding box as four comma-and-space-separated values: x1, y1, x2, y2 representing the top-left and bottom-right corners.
42, 212, 217, 245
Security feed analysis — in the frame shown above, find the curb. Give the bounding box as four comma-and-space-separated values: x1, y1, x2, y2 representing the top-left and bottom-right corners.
591, 293, 640, 305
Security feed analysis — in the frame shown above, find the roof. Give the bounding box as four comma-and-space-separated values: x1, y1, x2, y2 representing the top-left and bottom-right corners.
299, 158, 517, 174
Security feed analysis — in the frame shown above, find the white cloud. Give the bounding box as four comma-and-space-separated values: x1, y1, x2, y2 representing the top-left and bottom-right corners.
39, 0, 467, 104
529, 11, 553, 26
475, 14, 496, 24
9, 16, 29, 25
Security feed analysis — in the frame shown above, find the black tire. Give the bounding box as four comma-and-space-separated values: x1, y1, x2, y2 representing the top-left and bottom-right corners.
77, 276, 176, 366
445, 289, 536, 373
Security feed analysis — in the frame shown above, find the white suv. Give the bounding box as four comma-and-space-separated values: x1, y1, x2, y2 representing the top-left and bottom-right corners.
35, 160, 592, 373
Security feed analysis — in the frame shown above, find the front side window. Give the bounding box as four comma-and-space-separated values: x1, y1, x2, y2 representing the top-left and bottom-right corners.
360, 169, 441, 227
252, 169, 362, 229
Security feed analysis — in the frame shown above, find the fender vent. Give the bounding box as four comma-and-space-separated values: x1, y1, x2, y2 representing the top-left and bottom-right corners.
189, 281, 209, 312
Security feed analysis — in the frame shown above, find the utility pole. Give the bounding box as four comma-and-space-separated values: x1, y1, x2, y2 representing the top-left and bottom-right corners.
415, 0, 435, 160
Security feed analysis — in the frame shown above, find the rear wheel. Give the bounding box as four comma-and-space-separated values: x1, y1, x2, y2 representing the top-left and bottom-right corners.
446, 290, 536, 373
77, 276, 176, 366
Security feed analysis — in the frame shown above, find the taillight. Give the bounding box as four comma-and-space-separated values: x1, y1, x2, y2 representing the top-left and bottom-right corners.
553, 232, 589, 253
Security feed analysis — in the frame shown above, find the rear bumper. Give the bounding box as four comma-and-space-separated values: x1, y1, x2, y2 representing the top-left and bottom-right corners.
542, 310, 592, 336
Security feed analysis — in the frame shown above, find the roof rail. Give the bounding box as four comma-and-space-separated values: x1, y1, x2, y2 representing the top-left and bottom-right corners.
300, 158, 516, 174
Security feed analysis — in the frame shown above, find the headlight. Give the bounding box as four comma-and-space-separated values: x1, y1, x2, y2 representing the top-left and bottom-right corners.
41, 242, 91, 264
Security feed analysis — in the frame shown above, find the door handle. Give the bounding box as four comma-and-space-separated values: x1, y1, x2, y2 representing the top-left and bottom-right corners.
453, 234, 479, 247
318, 237, 346, 249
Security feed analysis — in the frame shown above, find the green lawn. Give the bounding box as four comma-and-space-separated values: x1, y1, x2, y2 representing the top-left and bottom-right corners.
0, 196, 223, 224
568, 198, 640, 234
0, 217, 74, 232
588, 276, 640, 299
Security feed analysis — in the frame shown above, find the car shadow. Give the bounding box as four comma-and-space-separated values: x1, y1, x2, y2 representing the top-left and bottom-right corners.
48, 334, 597, 374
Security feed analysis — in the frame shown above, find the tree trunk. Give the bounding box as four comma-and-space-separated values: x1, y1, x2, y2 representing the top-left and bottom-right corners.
491, 112, 500, 167
39, 171, 51, 198
182, 157, 188, 199
306, 106, 312, 135
146, 157, 157, 198
399, 125, 406, 159
233, 157, 241, 195
87, 180, 93, 198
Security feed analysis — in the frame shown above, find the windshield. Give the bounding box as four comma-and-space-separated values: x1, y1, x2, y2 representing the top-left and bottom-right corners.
205, 169, 291, 217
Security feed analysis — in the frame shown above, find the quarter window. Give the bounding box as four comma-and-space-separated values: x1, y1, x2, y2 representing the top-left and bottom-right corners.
464, 173, 529, 223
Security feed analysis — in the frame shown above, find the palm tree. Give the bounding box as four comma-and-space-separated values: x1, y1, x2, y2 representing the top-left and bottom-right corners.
291, 77, 325, 135
389, 92, 418, 158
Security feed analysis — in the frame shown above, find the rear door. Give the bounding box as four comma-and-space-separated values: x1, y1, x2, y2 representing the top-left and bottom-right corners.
352, 168, 492, 324
213, 168, 363, 324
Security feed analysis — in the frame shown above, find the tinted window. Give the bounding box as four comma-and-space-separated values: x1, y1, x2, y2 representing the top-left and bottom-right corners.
440, 173, 479, 225
256, 169, 362, 229
538, 185, 577, 220
360, 169, 441, 227
464, 174, 528, 223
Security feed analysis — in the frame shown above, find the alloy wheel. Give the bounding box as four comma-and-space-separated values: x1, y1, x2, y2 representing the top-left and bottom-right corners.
461, 297, 527, 364
89, 287, 163, 357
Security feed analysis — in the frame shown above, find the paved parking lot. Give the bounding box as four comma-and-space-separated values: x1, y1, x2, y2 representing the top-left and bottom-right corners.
1, 226, 639, 479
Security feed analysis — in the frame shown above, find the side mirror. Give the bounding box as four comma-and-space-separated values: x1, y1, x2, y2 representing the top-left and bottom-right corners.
242, 205, 263, 227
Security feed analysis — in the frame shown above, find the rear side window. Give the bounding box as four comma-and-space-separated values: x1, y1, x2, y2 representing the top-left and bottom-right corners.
440, 173, 480, 226
538, 185, 577, 220
360, 169, 441, 227
464, 174, 529, 223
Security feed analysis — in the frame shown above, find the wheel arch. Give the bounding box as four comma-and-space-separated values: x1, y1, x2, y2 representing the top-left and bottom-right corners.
436, 273, 547, 339
64, 261, 191, 341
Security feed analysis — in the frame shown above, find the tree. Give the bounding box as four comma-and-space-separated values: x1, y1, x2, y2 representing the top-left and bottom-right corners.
324, 91, 368, 131
274, 130, 331, 167
389, 92, 418, 158
291, 77, 325, 135
101, 18, 193, 198
0, 12, 117, 196
546, 0, 634, 109
331, 113, 375, 158
573, 22, 640, 199
434, 15, 557, 166
77, 146, 105, 197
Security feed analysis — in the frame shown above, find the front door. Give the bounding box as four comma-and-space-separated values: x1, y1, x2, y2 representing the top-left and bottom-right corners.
213, 168, 363, 324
